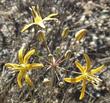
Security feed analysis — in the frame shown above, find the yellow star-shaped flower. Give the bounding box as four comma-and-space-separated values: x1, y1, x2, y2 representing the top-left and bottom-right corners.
21, 6, 58, 32
5, 47, 44, 88
64, 53, 105, 100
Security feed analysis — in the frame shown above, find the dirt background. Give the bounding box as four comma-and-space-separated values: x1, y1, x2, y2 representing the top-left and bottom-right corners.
0, 0, 110, 103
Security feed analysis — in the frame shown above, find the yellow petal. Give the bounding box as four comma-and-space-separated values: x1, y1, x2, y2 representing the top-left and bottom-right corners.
45, 13, 58, 18
43, 13, 58, 21
18, 47, 24, 63
27, 63, 44, 70
5, 63, 20, 70
37, 22, 45, 28
91, 65, 105, 75
83, 53, 91, 71
36, 5, 41, 17
31, 6, 40, 17
31, 6, 44, 28
43, 17, 58, 21
23, 49, 35, 64
34, 14, 43, 22
32, 6, 43, 24
75, 61, 84, 73
80, 79, 86, 100
17, 71, 25, 88
64, 75, 83, 83
21, 23, 36, 32
25, 74, 33, 86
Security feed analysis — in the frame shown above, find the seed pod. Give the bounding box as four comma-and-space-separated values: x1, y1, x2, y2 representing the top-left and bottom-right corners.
37, 30, 46, 42
64, 50, 72, 59
75, 29, 87, 41
61, 27, 69, 39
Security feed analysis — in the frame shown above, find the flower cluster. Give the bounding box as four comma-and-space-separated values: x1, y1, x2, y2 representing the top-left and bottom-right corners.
4, 5, 105, 100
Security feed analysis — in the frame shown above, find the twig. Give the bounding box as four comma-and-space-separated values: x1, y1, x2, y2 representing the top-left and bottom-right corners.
0, 6, 18, 16
97, 57, 110, 64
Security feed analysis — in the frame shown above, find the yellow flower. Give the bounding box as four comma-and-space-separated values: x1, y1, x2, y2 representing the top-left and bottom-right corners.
64, 53, 105, 100
21, 6, 58, 32
5, 47, 44, 88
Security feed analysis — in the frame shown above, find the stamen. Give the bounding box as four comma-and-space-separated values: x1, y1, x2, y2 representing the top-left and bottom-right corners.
87, 75, 102, 85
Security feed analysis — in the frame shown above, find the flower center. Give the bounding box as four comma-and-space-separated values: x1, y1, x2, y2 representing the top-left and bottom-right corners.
83, 72, 88, 76
21, 64, 26, 68
20, 64, 28, 71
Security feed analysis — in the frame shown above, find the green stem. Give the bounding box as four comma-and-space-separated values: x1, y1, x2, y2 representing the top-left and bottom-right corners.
44, 40, 51, 54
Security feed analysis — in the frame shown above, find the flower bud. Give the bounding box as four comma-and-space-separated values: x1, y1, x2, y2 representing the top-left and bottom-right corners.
64, 50, 72, 59
48, 54, 54, 62
61, 27, 69, 39
75, 29, 87, 41
37, 30, 46, 42
55, 46, 61, 55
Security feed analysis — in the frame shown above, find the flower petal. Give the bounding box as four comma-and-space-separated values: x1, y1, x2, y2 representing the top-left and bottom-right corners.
80, 79, 86, 100
37, 22, 45, 28
43, 13, 58, 21
83, 53, 91, 71
26, 63, 44, 70
31, 6, 41, 18
64, 75, 83, 83
91, 65, 105, 75
32, 6, 45, 28
43, 17, 58, 21
75, 61, 84, 73
21, 23, 36, 32
17, 71, 25, 88
18, 47, 24, 63
23, 49, 35, 64
44, 13, 58, 19
25, 74, 33, 86
5, 63, 20, 70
